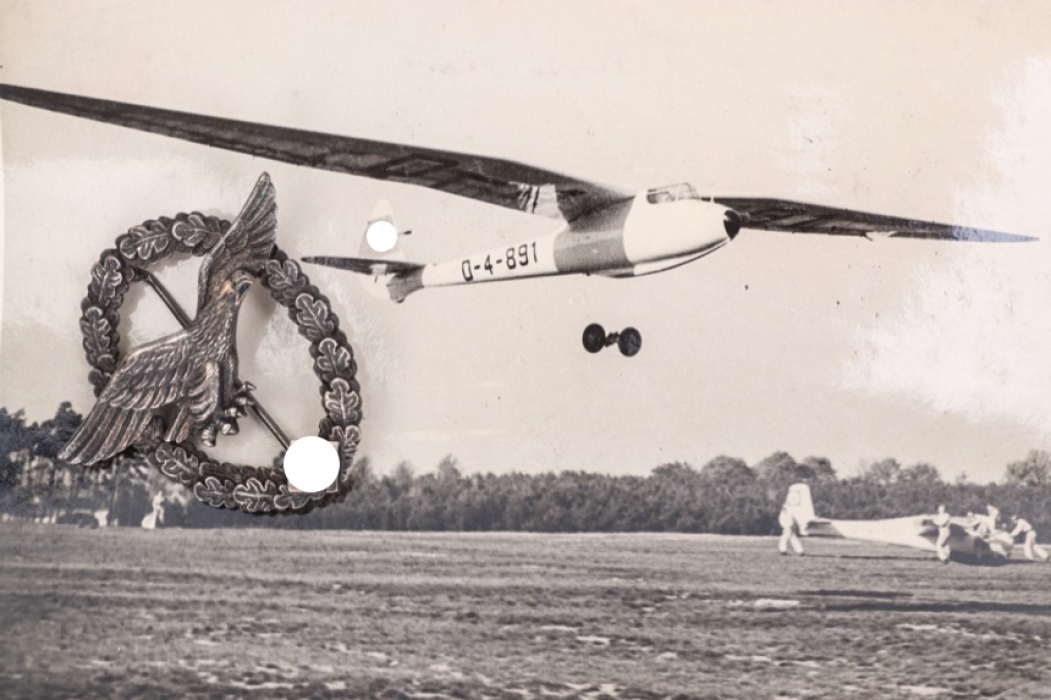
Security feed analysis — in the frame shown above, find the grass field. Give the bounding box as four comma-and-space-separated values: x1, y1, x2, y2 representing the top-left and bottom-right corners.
0, 526, 1049, 699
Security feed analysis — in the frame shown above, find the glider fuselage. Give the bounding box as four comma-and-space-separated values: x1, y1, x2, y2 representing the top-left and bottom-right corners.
807, 516, 1005, 562
393, 185, 739, 300
782, 484, 1014, 565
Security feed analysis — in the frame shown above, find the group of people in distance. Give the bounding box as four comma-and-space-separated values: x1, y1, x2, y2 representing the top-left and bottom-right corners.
933, 504, 1049, 564
777, 498, 1049, 564
1009, 515, 1048, 561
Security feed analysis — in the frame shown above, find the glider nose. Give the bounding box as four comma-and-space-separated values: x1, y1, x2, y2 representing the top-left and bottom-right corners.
724, 210, 742, 239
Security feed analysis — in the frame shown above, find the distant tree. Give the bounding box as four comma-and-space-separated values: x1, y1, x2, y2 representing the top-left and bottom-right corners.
754, 452, 798, 482
699, 456, 754, 491
648, 462, 705, 531
385, 460, 417, 528
699, 455, 748, 479
0, 407, 29, 454
652, 461, 697, 481
887, 463, 946, 515
697, 456, 770, 534
754, 451, 813, 500
900, 463, 941, 485
800, 456, 837, 483
35, 402, 83, 460
353, 456, 375, 484
862, 458, 902, 486
103, 454, 152, 526
0, 408, 29, 497
436, 454, 461, 482
1005, 450, 1051, 487
392, 460, 415, 487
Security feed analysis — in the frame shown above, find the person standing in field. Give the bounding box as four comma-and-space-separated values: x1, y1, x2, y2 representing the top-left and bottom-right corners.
1009, 516, 1050, 562
778, 500, 804, 556
933, 504, 952, 564
968, 509, 992, 538
985, 505, 1001, 531
140, 493, 165, 530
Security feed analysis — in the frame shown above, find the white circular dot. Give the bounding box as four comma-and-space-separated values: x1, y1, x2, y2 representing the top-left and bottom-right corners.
366, 220, 398, 253
283, 436, 340, 493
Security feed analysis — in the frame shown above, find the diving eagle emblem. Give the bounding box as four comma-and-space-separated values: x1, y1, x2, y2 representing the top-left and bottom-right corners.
59, 173, 277, 464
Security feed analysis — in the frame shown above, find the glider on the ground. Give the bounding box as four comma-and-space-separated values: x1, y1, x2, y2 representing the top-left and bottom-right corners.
0, 83, 1035, 357
781, 483, 1015, 565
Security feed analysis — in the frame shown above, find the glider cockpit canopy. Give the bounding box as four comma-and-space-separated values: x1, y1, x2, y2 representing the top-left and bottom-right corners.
646, 183, 701, 204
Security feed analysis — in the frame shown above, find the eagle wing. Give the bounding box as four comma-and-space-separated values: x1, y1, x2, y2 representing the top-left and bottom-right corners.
164, 360, 220, 444
59, 329, 204, 464
196, 172, 278, 312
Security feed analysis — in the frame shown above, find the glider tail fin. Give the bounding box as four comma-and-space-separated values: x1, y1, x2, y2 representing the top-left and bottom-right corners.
359, 200, 405, 256
359, 199, 424, 302
783, 483, 817, 534
302, 200, 425, 302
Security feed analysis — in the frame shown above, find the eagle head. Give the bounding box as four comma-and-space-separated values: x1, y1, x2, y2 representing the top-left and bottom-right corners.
222, 269, 257, 303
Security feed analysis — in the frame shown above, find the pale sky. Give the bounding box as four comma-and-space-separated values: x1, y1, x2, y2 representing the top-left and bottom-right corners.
2, 0, 1051, 483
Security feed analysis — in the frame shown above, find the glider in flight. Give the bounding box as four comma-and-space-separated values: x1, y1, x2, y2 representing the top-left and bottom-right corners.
780, 484, 1016, 565
0, 83, 1035, 356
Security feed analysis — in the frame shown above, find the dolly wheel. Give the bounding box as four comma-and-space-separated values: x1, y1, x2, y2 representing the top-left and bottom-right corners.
618, 327, 642, 357
583, 323, 606, 353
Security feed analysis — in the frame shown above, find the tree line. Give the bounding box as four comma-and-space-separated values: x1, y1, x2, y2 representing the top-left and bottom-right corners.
1, 402, 1049, 535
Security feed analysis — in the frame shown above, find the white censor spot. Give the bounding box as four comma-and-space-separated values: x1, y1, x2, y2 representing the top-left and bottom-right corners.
283, 436, 339, 493
366, 220, 398, 253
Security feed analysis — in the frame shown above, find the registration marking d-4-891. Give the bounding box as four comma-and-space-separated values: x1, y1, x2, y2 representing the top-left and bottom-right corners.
462, 241, 539, 282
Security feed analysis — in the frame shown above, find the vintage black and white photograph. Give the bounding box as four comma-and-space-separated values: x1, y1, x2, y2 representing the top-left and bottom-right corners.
1, 1, 1050, 697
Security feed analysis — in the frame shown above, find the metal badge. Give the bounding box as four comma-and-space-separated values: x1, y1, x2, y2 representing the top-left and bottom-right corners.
58, 174, 361, 514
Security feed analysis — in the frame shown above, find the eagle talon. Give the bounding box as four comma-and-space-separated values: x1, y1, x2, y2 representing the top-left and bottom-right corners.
218, 412, 241, 433
200, 425, 217, 447
232, 385, 256, 408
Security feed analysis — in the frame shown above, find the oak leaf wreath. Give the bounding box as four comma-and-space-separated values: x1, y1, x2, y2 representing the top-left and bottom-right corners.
75, 199, 361, 514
